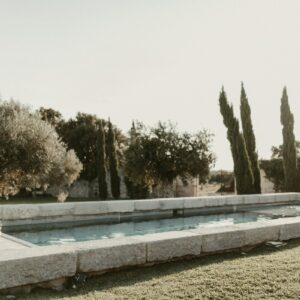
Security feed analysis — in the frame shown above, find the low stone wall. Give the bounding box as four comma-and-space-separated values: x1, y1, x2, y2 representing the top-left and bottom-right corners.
2, 215, 300, 292
0, 193, 298, 228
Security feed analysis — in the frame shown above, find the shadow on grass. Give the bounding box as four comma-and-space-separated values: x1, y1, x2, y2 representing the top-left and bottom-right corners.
3, 238, 300, 300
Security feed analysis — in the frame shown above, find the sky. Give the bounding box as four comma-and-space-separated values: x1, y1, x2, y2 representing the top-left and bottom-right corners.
0, 0, 300, 170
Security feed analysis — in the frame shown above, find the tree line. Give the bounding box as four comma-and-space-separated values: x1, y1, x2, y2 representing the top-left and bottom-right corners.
0, 101, 215, 200
39, 108, 215, 200
2, 83, 295, 201
219, 84, 299, 194
42, 111, 216, 200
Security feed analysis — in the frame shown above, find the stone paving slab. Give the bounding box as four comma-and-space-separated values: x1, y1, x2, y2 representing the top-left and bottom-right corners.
1, 193, 299, 224
134, 231, 202, 262
251, 206, 300, 217
0, 235, 28, 250
0, 246, 77, 290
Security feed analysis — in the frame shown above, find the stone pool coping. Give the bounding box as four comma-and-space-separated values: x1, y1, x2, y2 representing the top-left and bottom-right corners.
1, 193, 300, 292
1, 215, 300, 291
0, 234, 31, 251
0, 192, 299, 228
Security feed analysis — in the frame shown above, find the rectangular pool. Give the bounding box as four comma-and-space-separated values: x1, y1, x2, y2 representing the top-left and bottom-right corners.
6, 204, 300, 246
7, 211, 273, 246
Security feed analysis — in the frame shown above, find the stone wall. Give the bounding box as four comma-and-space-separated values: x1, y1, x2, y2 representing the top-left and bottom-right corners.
48, 170, 128, 199
260, 169, 275, 194
48, 175, 200, 200
1, 193, 298, 225
47, 169, 276, 200
152, 177, 200, 198
68, 180, 90, 198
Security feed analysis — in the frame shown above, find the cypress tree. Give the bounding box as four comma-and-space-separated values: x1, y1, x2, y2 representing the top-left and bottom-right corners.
124, 121, 150, 199
96, 120, 108, 200
130, 121, 137, 143
240, 83, 261, 193
280, 87, 298, 192
107, 120, 121, 199
219, 87, 254, 194
124, 121, 135, 198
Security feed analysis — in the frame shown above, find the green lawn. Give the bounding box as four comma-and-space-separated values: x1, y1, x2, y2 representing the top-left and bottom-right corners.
2, 239, 300, 300
0, 197, 126, 205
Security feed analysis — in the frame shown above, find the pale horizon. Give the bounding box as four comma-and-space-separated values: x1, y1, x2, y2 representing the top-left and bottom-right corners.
1, 0, 300, 170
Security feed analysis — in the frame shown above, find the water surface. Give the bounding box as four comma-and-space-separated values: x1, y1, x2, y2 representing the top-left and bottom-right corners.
10, 212, 272, 246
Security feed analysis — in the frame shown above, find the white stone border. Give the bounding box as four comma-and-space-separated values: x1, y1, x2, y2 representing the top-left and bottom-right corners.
0, 232, 36, 248
1, 193, 300, 291
0, 193, 298, 222
1, 214, 300, 291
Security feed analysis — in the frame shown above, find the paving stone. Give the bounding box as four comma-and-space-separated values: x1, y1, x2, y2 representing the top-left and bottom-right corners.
135, 231, 202, 262
0, 247, 77, 289
76, 237, 146, 272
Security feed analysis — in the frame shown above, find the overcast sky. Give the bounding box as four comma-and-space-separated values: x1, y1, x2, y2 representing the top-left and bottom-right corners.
0, 0, 300, 170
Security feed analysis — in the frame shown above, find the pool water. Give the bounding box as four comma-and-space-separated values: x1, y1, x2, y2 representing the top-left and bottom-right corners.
9, 212, 273, 246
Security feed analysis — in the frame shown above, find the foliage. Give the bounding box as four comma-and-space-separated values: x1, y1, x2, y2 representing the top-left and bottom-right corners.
59, 113, 100, 181
96, 121, 108, 200
271, 141, 300, 159
280, 87, 299, 192
58, 113, 125, 182
260, 159, 285, 192
107, 121, 120, 199
124, 121, 215, 195
240, 83, 261, 193
0, 101, 82, 198
209, 170, 235, 194
260, 141, 300, 192
38, 107, 64, 131
124, 176, 150, 199
219, 87, 254, 194
209, 170, 234, 185
124, 122, 150, 199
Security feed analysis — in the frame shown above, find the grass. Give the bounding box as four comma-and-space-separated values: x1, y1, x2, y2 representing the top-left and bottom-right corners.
0, 197, 128, 205
2, 239, 300, 299
0, 197, 58, 205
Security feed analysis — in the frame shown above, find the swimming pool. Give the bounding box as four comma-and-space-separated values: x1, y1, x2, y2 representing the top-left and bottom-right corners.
1, 194, 300, 293
8, 211, 273, 246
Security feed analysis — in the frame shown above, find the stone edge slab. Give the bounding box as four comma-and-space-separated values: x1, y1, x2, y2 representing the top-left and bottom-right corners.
2, 216, 300, 290
0, 247, 77, 290
1, 193, 299, 221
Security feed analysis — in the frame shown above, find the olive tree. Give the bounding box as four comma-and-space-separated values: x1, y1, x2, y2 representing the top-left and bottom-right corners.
0, 101, 82, 200
124, 121, 215, 197
58, 113, 126, 182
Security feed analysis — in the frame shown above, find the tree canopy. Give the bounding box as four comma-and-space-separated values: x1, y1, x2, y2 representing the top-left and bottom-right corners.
57, 113, 126, 182
124, 121, 215, 195
39, 107, 64, 130
260, 141, 300, 192
0, 101, 82, 198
